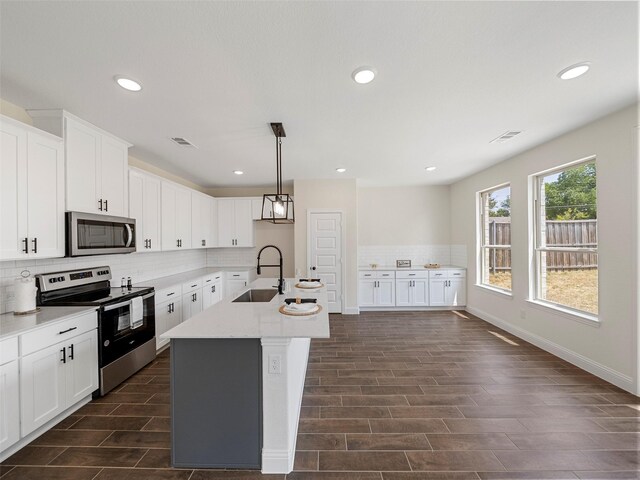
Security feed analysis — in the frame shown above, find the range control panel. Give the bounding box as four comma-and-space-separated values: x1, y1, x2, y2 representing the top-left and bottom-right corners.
36, 266, 112, 292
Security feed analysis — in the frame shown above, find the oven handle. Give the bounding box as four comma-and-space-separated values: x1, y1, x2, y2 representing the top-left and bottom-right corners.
125, 224, 134, 248
103, 292, 154, 311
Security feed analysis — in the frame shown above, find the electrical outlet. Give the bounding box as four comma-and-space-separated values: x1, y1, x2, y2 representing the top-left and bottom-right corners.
520, 309, 526, 319
268, 354, 281, 374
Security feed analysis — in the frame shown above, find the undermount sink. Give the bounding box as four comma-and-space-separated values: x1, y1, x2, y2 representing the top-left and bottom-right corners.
232, 289, 279, 303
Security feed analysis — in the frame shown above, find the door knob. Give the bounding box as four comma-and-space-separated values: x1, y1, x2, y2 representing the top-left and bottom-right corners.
311, 266, 317, 271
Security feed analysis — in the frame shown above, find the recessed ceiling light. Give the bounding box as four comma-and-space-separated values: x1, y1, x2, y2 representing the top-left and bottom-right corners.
352, 67, 376, 84
557, 62, 590, 80
336, 168, 347, 173
114, 75, 142, 92
425, 166, 437, 172
233, 170, 244, 175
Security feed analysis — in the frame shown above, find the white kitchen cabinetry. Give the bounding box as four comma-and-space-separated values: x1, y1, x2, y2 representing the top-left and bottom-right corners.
395, 271, 429, 307
182, 290, 203, 321
192, 192, 215, 249
217, 198, 254, 247
225, 271, 250, 298
429, 269, 466, 307
0, 115, 65, 261
202, 273, 223, 309
358, 271, 396, 307
156, 298, 182, 350
30, 110, 130, 217
0, 338, 19, 453
161, 181, 192, 250
20, 313, 98, 437
129, 169, 162, 252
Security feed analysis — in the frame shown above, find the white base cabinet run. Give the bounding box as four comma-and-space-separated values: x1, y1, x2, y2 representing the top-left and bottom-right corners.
358, 271, 396, 307
395, 271, 429, 307
0, 338, 19, 453
428, 270, 466, 307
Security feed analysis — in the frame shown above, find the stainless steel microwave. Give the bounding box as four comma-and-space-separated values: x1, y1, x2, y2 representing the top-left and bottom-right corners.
66, 212, 136, 256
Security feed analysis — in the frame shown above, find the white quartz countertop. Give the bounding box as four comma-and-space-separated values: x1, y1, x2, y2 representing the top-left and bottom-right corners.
0, 306, 98, 340
134, 266, 255, 291
358, 265, 465, 271
162, 277, 330, 340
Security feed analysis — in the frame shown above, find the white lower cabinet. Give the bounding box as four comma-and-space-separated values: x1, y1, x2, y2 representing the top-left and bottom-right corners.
0, 337, 19, 453
202, 281, 222, 309
156, 299, 182, 350
428, 269, 466, 307
20, 327, 98, 437
395, 272, 429, 307
182, 290, 203, 321
225, 271, 250, 298
358, 271, 396, 307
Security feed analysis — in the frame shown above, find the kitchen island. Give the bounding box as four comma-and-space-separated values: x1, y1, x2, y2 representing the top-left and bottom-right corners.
162, 277, 329, 474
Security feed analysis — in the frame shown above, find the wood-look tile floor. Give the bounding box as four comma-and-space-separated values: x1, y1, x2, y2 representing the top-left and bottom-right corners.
3, 311, 639, 480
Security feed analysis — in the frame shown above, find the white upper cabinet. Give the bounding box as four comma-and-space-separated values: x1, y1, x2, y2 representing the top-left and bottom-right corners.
161, 181, 192, 250
192, 192, 214, 249
129, 169, 161, 252
217, 198, 254, 248
29, 110, 131, 217
0, 115, 64, 261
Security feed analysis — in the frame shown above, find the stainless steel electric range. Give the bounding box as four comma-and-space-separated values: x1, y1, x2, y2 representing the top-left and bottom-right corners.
35, 266, 156, 396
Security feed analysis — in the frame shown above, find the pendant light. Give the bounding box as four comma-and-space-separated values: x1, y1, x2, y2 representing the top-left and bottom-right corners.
262, 123, 294, 223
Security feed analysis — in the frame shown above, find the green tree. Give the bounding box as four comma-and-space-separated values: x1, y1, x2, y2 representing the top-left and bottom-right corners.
544, 163, 596, 220
489, 195, 510, 217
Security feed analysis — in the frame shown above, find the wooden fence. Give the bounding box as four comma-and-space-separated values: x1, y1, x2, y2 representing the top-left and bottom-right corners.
489, 219, 597, 271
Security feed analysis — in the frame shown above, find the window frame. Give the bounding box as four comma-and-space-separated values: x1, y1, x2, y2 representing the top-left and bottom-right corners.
530, 156, 598, 320
477, 182, 512, 295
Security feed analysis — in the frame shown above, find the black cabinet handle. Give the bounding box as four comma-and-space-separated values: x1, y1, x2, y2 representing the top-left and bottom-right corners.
22, 237, 28, 254
104, 199, 108, 212
202, 239, 206, 246
60, 347, 66, 364
32, 237, 37, 253
167, 292, 175, 297
98, 199, 103, 211
58, 327, 77, 335
177, 239, 180, 247
149, 238, 152, 249
68, 343, 74, 360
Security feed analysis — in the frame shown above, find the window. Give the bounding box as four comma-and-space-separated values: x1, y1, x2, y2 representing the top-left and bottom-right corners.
478, 184, 512, 292
533, 159, 597, 317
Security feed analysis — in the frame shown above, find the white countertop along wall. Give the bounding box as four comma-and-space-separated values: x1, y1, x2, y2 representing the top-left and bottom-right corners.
358, 265, 465, 271
162, 277, 330, 339
0, 306, 97, 340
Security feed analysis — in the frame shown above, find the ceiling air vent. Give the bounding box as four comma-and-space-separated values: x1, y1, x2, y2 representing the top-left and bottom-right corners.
170, 137, 197, 148
490, 131, 522, 144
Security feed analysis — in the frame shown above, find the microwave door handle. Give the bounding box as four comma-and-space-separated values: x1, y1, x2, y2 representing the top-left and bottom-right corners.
125, 224, 133, 247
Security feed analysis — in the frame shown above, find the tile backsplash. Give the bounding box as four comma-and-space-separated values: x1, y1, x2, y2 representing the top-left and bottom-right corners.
358, 245, 467, 269
0, 250, 206, 314
206, 247, 257, 267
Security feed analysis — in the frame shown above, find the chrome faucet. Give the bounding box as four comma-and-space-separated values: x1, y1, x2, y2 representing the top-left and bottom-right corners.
257, 245, 285, 294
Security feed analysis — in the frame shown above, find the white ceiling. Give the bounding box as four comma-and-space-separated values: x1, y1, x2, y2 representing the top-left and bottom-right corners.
1, 1, 637, 187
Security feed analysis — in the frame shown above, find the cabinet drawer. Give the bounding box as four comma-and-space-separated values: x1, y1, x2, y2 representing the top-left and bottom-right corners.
225, 271, 249, 281
21, 311, 97, 356
448, 269, 466, 278
359, 270, 395, 279
395, 270, 429, 279
155, 285, 181, 303
202, 272, 223, 285
182, 279, 201, 294
0, 336, 19, 365
429, 270, 448, 279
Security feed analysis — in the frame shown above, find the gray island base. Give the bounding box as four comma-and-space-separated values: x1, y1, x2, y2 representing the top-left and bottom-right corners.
162, 278, 330, 474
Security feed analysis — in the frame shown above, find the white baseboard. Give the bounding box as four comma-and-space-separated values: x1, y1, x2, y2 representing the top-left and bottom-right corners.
261, 448, 294, 474
342, 307, 360, 315
466, 306, 635, 394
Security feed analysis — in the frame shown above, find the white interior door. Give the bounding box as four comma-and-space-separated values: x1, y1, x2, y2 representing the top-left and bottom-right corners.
309, 212, 343, 313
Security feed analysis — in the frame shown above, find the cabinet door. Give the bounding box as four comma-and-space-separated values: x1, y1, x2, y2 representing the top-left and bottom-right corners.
129, 170, 145, 252
20, 341, 66, 436
217, 199, 235, 247
412, 279, 429, 306
176, 187, 192, 249
212, 281, 222, 304
0, 360, 20, 452
202, 284, 214, 310
376, 279, 395, 306
155, 300, 171, 349
446, 278, 466, 306
429, 278, 448, 306
225, 279, 247, 298
170, 300, 183, 328
26, 132, 65, 258
234, 199, 254, 247
161, 182, 178, 251
395, 279, 412, 306
191, 290, 203, 317
144, 175, 162, 252
0, 120, 28, 260
358, 279, 376, 307
65, 330, 99, 406
100, 136, 128, 217
191, 193, 203, 249
65, 117, 100, 214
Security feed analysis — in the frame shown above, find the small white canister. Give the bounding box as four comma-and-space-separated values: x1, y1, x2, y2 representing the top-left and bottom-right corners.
14, 270, 37, 314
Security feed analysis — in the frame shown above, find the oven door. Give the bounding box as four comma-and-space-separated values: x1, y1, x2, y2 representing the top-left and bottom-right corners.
99, 292, 155, 366
67, 211, 136, 256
